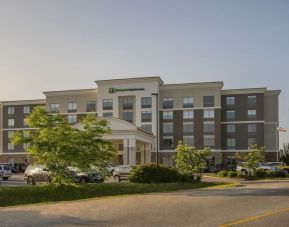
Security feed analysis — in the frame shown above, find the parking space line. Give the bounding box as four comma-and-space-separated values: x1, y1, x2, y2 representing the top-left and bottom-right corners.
218, 207, 289, 227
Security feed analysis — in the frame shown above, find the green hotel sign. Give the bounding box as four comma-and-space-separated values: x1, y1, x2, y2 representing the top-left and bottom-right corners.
109, 88, 145, 94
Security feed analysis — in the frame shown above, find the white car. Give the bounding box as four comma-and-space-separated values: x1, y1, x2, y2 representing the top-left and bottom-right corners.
0, 164, 13, 180
237, 162, 278, 175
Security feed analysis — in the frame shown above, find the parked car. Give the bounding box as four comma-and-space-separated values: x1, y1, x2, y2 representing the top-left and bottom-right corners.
112, 165, 133, 182
236, 162, 279, 175
268, 162, 289, 174
24, 164, 103, 185
0, 164, 13, 180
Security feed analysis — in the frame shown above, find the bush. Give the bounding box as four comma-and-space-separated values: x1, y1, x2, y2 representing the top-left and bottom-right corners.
255, 169, 267, 178
129, 164, 193, 184
227, 171, 237, 178
266, 170, 286, 178
217, 170, 228, 177
236, 171, 244, 178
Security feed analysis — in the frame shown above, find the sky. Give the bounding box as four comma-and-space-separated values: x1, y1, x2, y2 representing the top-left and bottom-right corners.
0, 0, 288, 145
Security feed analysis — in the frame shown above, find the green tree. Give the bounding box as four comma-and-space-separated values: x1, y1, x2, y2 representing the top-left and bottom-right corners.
11, 107, 115, 186
235, 144, 265, 176
174, 142, 211, 178
280, 143, 289, 165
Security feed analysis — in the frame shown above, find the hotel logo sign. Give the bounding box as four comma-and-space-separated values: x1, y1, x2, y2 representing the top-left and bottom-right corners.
109, 88, 145, 94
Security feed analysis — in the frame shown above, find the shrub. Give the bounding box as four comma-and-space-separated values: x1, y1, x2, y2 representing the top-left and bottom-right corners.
255, 169, 267, 178
128, 164, 192, 184
266, 170, 286, 178
227, 171, 237, 178
217, 170, 228, 177
236, 171, 244, 178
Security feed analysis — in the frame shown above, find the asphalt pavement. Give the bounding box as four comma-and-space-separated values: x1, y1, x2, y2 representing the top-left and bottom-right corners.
0, 177, 289, 226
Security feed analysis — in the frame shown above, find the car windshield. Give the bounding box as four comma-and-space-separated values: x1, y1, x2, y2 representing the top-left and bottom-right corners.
3, 165, 10, 170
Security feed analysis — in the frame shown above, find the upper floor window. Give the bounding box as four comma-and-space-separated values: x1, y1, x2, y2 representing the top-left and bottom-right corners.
163, 111, 173, 121
162, 137, 174, 148
204, 121, 215, 133
183, 97, 194, 108
183, 123, 194, 135
141, 97, 152, 109
226, 110, 235, 120
162, 97, 173, 109
248, 124, 257, 133
248, 96, 256, 105
248, 110, 256, 119
226, 97, 235, 105
204, 110, 214, 119
8, 143, 14, 151
227, 124, 236, 134
204, 135, 215, 147
50, 103, 60, 113
141, 111, 152, 122
203, 96, 214, 107
23, 106, 30, 114
103, 112, 113, 117
248, 137, 256, 146
68, 102, 77, 113
227, 138, 236, 148
122, 97, 133, 110
8, 107, 14, 115
86, 101, 96, 112
183, 136, 194, 146
103, 99, 113, 110
8, 119, 14, 127
8, 131, 14, 139
141, 124, 152, 133
122, 112, 133, 123
163, 123, 173, 136
183, 110, 194, 120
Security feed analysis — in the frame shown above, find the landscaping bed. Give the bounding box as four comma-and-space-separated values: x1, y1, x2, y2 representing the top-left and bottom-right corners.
217, 170, 289, 180
0, 182, 225, 207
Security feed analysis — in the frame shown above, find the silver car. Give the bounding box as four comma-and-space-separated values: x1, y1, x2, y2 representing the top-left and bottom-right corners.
0, 164, 13, 180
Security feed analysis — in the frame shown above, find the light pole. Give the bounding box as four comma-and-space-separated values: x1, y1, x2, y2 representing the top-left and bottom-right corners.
151, 93, 159, 164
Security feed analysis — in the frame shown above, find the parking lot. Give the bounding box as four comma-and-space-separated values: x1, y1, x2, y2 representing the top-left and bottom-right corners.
1, 174, 27, 187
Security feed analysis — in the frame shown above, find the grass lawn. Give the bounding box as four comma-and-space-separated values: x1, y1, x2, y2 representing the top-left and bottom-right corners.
0, 182, 229, 207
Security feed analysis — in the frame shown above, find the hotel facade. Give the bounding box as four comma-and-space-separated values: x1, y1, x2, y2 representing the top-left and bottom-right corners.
0, 77, 281, 168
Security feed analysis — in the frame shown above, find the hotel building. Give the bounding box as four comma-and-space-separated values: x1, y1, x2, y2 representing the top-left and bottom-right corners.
0, 77, 281, 167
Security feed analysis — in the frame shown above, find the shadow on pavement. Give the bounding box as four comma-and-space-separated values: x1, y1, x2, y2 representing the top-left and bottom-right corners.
0, 210, 106, 227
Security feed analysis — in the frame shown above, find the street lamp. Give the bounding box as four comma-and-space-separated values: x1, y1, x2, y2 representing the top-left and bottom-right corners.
151, 93, 159, 164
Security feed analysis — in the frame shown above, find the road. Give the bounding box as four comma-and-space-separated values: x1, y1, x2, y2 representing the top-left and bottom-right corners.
0, 179, 289, 226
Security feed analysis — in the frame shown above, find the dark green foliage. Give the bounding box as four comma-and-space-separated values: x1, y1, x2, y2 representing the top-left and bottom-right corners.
255, 169, 267, 178
129, 164, 194, 183
217, 170, 228, 177
266, 170, 287, 178
227, 171, 237, 178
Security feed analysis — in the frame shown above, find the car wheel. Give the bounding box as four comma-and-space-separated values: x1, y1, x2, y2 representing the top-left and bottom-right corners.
27, 177, 35, 185
241, 169, 247, 175
114, 175, 120, 182
79, 177, 87, 184
2, 177, 8, 181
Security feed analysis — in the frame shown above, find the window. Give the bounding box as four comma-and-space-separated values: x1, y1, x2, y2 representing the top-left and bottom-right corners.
103, 112, 113, 117
8, 143, 14, 151
162, 97, 173, 109
204, 121, 215, 133
141, 97, 152, 108
68, 102, 77, 113
183, 97, 194, 108
227, 124, 236, 134
103, 99, 113, 110
183, 123, 194, 135
248, 96, 256, 105
204, 135, 215, 147
163, 123, 173, 136
141, 125, 152, 132
8, 107, 14, 115
227, 138, 236, 147
8, 119, 14, 127
226, 97, 235, 105
141, 111, 152, 122
86, 101, 96, 112
183, 111, 194, 120
50, 103, 60, 113
68, 115, 77, 124
163, 111, 173, 120
204, 110, 214, 119
248, 110, 256, 119
248, 137, 256, 146
122, 97, 133, 110
183, 136, 194, 146
23, 119, 28, 127
8, 131, 14, 139
23, 106, 30, 114
162, 137, 173, 148
122, 112, 133, 123
203, 96, 214, 107
248, 124, 257, 133
226, 111, 235, 120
